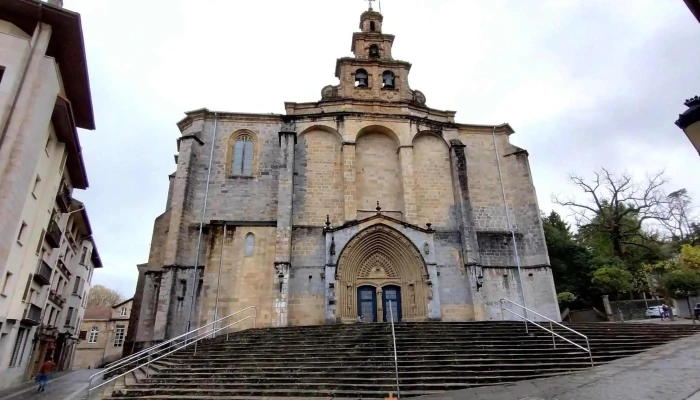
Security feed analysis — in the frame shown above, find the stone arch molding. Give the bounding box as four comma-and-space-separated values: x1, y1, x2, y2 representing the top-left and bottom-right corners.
336, 224, 429, 322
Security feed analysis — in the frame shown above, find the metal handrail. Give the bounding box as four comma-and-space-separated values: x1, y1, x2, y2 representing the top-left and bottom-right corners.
93, 306, 257, 378
85, 306, 257, 399
387, 300, 400, 399
500, 298, 594, 367
88, 315, 254, 397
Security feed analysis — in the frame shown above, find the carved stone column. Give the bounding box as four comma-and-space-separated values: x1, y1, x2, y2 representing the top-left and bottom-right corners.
448, 139, 484, 320
342, 142, 357, 222
273, 120, 297, 327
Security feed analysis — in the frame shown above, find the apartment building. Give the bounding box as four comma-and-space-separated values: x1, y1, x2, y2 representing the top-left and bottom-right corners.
0, 0, 99, 389
73, 299, 132, 370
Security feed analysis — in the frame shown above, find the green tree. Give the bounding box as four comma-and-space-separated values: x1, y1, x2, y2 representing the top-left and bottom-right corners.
592, 266, 633, 295
553, 169, 668, 259
661, 269, 700, 323
543, 211, 595, 301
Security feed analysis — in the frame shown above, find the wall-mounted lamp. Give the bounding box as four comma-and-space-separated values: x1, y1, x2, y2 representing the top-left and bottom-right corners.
278, 273, 284, 293
476, 273, 484, 292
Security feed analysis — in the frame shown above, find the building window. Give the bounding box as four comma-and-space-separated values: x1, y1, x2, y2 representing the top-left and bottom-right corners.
120, 307, 127, 316
32, 175, 41, 197
72, 277, 81, 295
58, 151, 67, 174
231, 134, 254, 176
79, 247, 87, 264
355, 69, 369, 88
0, 66, 5, 85
245, 233, 255, 257
65, 307, 74, 327
44, 135, 52, 155
47, 307, 55, 326
88, 326, 98, 343
35, 229, 45, 255
369, 44, 380, 58
79, 330, 87, 340
21, 274, 32, 302
382, 71, 396, 89
17, 221, 27, 244
1, 272, 12, 296
370, 21, 376, 31
113, 325, 125, 347
9, 328, 28, 367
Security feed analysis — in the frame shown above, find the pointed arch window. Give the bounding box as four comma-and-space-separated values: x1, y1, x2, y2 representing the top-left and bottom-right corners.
229, 132, 255, 176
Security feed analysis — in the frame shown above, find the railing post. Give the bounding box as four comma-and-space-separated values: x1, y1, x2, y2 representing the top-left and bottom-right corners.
549, 321, 556, 348
388, 300, 401, 399
146, 353, 150, 378
500, 299, 505, 321
194, 339, 198, 355
586, 338, 594, 367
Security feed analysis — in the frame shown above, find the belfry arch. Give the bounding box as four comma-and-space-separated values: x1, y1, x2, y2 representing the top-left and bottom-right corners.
336, 224, 430, 323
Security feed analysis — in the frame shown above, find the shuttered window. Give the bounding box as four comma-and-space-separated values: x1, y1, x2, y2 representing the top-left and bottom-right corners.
231, 135, 253, 176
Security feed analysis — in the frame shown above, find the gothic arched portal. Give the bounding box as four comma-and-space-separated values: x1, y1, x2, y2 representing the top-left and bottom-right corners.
336, 224, 429, 322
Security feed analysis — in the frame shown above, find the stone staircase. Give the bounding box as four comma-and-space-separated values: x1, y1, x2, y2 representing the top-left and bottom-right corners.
104, 321, 700, 399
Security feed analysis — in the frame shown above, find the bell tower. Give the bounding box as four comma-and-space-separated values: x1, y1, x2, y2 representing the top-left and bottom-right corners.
320, 5, 427, 106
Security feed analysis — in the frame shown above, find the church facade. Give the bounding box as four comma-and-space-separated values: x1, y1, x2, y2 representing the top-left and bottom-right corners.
126, 8, 559, 352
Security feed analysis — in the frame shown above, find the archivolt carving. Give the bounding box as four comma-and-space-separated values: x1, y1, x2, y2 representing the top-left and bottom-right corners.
336, 224, 429, 322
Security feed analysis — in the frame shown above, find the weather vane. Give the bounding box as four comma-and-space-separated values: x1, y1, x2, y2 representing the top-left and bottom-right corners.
366, 0, 374, 11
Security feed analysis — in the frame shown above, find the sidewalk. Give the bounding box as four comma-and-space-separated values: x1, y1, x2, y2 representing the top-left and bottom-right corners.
415, 332, 700, 400
0, 369, 100, 400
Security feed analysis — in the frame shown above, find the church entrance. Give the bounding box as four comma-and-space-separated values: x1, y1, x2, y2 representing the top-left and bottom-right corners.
382, 285, 402, 322
357, 286, 377, 322
336, 224, 429, 323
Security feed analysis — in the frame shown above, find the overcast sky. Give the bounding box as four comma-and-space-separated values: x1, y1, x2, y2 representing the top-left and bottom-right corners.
63, 0, 700, 297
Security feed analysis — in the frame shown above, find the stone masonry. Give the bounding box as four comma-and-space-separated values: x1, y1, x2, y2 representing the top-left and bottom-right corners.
125, 7, 559, 352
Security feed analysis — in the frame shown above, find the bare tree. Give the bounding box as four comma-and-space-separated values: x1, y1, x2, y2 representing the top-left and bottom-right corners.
87, 285, 124, 307
659, 189, 697, 243
552, 168, 669, 258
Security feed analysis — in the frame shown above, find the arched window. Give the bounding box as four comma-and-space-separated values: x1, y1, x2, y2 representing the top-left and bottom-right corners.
231, 134, 254, 176
369, 44, 380, 58
370, 21, 376, 31
382, 71, 395, 89
88, 326, 99, 343
245, 233, 255, 257
355, 69, 369, 88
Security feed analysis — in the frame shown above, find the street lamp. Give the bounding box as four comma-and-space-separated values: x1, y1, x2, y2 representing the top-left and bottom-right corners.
675, 95, 700, 156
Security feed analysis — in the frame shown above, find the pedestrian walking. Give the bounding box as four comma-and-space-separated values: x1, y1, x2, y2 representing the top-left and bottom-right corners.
36, 359, 55, 392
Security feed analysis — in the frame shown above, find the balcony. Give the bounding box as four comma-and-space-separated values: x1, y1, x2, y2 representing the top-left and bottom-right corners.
48, 290, 66, 308
21, 303, 43, 326
56, 258, 71, 279
45, 219, 62, 248
56, 183, 72, 213
33, 260, 53, 286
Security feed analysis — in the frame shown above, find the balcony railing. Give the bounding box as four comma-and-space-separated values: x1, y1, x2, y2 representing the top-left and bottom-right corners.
49, 290, 66, 307
56, 183, 72, 213
21, 303, 43, 326
56, 258, 71, 279
45, 219, 62, 248
33, 260, 53, 286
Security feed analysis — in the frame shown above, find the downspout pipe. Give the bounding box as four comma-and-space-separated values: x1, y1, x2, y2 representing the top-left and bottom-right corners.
491, 127, 528, 318
186, 112, 218, 335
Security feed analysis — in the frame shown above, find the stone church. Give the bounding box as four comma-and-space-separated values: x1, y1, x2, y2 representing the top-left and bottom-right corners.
125, 6, 559, 352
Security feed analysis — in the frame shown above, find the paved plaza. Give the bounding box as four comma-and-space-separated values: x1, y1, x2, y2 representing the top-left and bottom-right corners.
0, 369, 99, 400
416, 331, 700, 400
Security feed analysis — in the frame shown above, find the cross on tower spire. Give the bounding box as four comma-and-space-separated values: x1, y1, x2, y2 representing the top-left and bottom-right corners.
366, 0, 375, 11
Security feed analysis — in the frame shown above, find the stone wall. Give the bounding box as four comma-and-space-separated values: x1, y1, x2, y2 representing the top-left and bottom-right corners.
289, 227, 326, 325
293, 129, 343, 226
198, 226, 277, 330
412, 133, 456, 229
355, 132, 404, 214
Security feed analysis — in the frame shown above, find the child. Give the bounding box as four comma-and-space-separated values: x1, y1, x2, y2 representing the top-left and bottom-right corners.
36, 359, 55, 392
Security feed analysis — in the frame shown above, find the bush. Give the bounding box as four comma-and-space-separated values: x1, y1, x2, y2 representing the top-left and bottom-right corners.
557, 292, 577, 303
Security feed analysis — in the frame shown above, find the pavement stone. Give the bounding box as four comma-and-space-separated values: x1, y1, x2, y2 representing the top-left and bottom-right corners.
0, 369, 101, 400
415, 333, 700, 400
